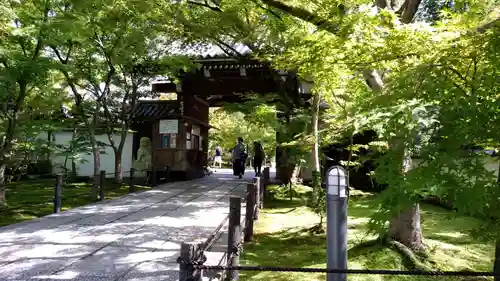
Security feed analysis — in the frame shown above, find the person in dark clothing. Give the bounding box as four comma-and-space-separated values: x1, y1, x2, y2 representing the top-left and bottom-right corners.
232, 137, 247, 179
253, 141, 265, 176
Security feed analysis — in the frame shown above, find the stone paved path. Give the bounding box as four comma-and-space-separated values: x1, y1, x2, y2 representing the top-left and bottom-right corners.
0, 168, 272, 281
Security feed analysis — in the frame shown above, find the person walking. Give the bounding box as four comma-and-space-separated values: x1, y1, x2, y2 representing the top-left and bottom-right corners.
253, 141, 265, 176
213, 144, 223, 171
232, 137, 247, 179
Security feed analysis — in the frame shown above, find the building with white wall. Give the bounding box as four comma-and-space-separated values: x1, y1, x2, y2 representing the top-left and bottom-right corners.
40, 130, 135, 178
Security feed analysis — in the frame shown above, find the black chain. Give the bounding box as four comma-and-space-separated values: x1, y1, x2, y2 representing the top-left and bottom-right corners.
179, 264, 496, 277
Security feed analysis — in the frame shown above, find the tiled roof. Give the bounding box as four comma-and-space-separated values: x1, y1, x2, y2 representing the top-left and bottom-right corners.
169, 42, 252, 59
134, 101, 177, 118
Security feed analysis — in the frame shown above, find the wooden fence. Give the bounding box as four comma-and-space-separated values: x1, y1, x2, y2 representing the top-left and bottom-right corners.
178, 167, 270, 281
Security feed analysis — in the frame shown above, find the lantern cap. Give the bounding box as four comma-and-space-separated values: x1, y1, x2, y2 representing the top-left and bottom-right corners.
327, 166, 348, 197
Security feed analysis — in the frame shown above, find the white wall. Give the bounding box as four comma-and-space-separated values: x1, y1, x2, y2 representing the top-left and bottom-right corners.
44, 131, 135, 178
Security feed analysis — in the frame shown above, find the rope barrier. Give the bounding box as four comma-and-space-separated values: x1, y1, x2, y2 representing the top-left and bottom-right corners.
182, 264, 496, 277
203, 213, 230, 252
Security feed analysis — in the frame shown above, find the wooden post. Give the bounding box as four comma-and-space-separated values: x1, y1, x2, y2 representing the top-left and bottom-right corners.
179, 241, 204, 281
227, 196, 241, 281
244, 183, 255, 243
253, 177, 260, 220
53, 174, 62, 213
151, 120, 157, 186
164, 166, 170, 182
263, 167, 270, 202
263, 167, 270, 185
129, 168, 135, 193
259, 175, 264, 209
151, 165, 157, 186
99, 170, 105, 202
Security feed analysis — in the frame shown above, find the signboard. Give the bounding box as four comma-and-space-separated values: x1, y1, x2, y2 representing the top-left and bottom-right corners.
159, 120, 178, 134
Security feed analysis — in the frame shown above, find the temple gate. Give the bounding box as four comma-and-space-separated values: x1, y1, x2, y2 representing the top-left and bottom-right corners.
131, 49, 313, 183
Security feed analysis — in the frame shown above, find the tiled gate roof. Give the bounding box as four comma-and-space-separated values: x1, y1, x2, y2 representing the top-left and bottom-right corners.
133, 100, 177, 119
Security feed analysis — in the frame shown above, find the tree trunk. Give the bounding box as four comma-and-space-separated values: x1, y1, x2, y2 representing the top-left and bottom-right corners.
71, 159, 77, 179
0, 162, 7, 207
493, 162, 500, 279
63, 156, 69, 177
385, 142, 425, 250
91, 142, 100, 200
110, 128, 128, 184
69, 128, 77, 180
90, 112, 100, 200
46, 131, 52, 160
114, 150, 122, 183
276, 146, 295, 185
388, 204, 424, 251
494, 240, 500, 281
311, 93, 321, 205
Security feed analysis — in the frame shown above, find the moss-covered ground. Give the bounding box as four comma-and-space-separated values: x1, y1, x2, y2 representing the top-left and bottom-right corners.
240, 185, 493, 281
0, 178, 151, 226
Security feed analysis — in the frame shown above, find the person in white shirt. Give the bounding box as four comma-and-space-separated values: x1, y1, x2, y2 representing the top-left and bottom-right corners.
213, 145, 223, 171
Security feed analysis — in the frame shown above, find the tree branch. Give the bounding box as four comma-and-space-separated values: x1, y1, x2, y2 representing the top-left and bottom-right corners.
377, 0, 388, 9
51, 46, 66, 63
214, 40, 245, 57
32, 2, 50, 60
18, 38, 28, 57
475, 17, 500, 34
93, 31, 116, 99
64, 41, 73, 64
249, 0, 283, 21
187, 0, 223, 12
399, 0, 422, 24
118, 64, 131, 95
260, 0, 340, 34
470, 55, 478, 101
429, 64, 468, 94
446, 66, 469, 85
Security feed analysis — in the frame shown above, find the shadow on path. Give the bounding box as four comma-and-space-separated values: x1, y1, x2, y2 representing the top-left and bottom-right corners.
0, 174, 250, 281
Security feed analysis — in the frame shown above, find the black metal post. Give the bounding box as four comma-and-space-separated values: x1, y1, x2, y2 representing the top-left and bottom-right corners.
53, 174, 62, 213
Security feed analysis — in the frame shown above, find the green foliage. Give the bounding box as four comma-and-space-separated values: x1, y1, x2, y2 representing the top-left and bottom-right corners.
0, 1, 68, 184
356, 26, 500, 240
209, 107, 276, 158
2, 0, 500, 250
